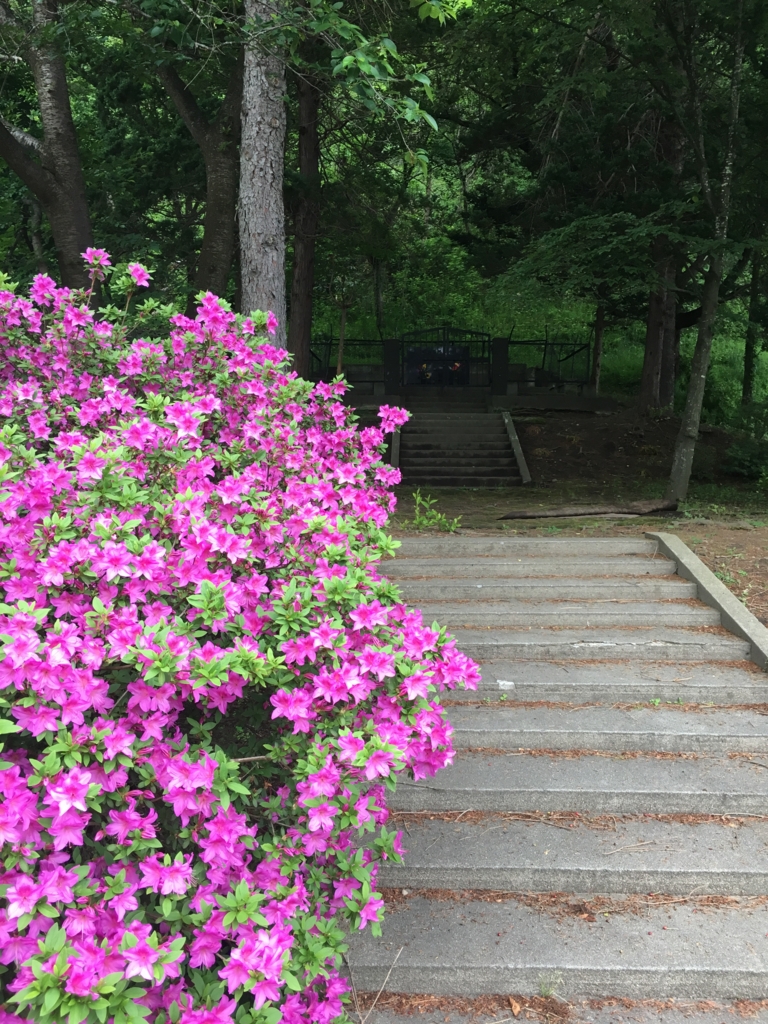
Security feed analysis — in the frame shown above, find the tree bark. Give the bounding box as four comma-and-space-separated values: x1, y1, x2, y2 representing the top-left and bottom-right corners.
373, 258, 386, 338
665, 0, 744, 502
658, 263, 678, 410
742, 252, 763, 406
286, 72, 321, 378
639, 284, 665, 412
499, 499, 677, 520
590, 302, 605, 393
23, 195, 48, 272
336, 304, 347, 376
239, 0, 287, 343
665, 258, 723, 502
0, 0, 93, 287
158, 53, 243, 308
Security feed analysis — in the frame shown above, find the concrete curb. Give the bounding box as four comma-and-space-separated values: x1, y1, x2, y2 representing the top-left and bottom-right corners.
646, 531, 768, 670
501, 412, 531, 484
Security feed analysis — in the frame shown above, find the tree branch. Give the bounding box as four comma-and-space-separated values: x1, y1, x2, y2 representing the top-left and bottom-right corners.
0, 116, 43, 156
157, 63, 212, 149
0, 118, 53, 201
214, 46, 244, 135
716, 0, 745, 240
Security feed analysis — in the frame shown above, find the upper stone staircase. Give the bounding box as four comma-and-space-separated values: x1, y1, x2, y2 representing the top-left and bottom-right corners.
398, 392, 521, 488
347, 535, 768, 1006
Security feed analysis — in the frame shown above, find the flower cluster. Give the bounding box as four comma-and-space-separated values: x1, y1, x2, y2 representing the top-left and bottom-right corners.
0, 252, 478, 1024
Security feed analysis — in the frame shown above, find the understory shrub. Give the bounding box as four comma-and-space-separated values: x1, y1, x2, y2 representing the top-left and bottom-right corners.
0, 251, 478, 1024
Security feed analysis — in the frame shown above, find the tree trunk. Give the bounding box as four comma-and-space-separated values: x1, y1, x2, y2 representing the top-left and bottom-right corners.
665, 258, 723, 502
286, 73, 321, 378
590, 303, 605, 393
239, 0, 287, 342
658, 263, 678, 410
742, 252, 762, 406
639, 286, 665, 412
158, 55, 243, 309
0, 0, 93, 287
336, 305, 347, 375
665, 0, 744, 502
23, 195, 48, 273
373, 258, 386, 338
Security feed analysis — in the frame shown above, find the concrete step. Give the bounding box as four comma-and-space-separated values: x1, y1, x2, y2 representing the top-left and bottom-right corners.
446, 659, 768, 703
399, 477, 521, 488
404, 414, 501, 421
365, 1004, 768, 1024
400, 443, 510, 453
399, 428, 507, 436
452, 628, 750, 663
418, 601, 720, 628
390, 752, 768, 814
345, 895, 768, 998
396, 578, 698, 601
386, 557, 676, 579
401, 448, 512, 457
395, 537, 660, 557
399, 458, 517, 470
379, 817, 768, 894
447, 705, 768, 753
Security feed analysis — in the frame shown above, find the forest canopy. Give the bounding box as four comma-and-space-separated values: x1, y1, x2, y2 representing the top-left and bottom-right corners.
1, 0, 767, 497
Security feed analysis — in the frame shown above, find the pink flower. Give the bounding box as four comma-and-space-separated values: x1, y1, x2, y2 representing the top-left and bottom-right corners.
81, 247, 111, 268
362, 748, 396, 779
48, 809, 89, 850
39, 866, 79, 903
123, 938, 159, 981
336, 733, 365, 762
6, 876, 41, 918
378, 404, 410, 431
307, 802, 337, 833
76, 450, 105, 483
30, 274, 57, 306
127, 263, 151, 288
45, 766, 93, 815
266, 312, 278, 335
160, 857, 194, 895
358, 895, 384, 928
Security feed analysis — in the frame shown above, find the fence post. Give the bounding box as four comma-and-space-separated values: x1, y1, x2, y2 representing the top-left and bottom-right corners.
491, 337, 509, 396
383, 337, 400, 394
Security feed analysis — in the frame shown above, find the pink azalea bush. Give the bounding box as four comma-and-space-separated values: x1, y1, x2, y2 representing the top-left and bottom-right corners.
0, 251, 479, 1024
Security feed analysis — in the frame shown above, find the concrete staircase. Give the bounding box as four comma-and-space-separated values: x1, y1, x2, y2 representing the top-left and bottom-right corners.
398, 395, 520, 488
347, 535, 768, 1005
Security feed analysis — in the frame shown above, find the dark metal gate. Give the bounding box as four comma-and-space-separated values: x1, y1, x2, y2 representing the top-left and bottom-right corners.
400, 326, 491, 387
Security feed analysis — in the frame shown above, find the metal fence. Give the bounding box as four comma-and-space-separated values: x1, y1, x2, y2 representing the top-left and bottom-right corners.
309, 325, 592, 389
508, 333, 591, 387
309, 338, 385, 381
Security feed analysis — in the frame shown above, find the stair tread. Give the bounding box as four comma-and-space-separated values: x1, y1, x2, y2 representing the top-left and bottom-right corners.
397, 582, 698, 604
378, 816, 768, 894
390, 752, 768, 814
447, 704, 768, 751
386, 557, 677, 578
418, 601, 719, 627
346, 896, 768, 997
395, 537, 659, 555
442, 657, 768, 703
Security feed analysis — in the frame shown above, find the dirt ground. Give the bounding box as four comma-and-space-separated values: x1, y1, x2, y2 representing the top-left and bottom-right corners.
506, 407, 738, 493
390, 408, 768, 622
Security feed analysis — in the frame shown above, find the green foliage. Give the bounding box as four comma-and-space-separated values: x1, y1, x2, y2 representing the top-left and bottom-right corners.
406, 489, 461, 532
723, 437, 768, 479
